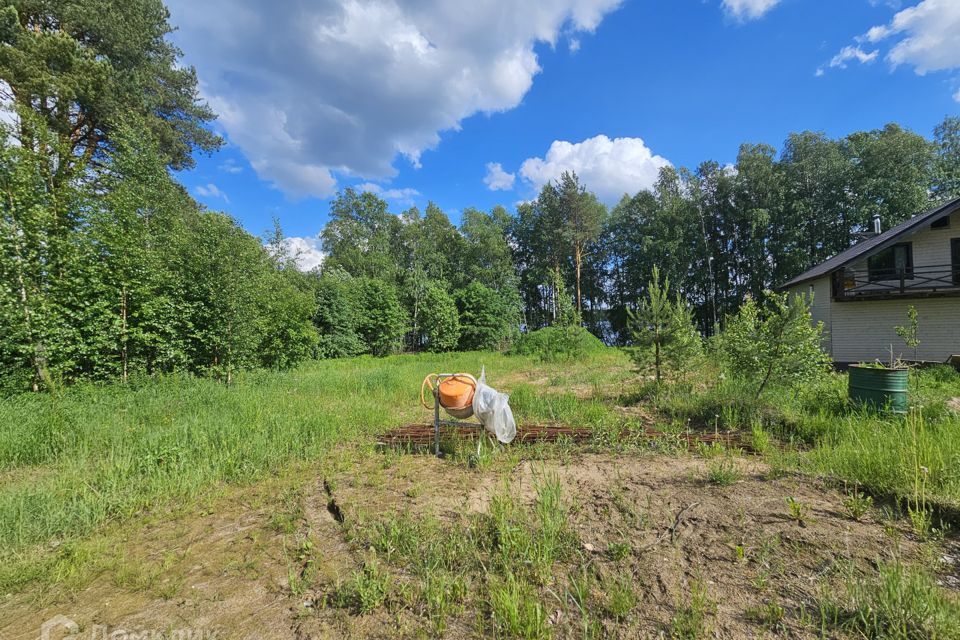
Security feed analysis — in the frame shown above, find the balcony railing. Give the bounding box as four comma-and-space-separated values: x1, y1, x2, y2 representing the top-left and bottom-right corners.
832, 263, 960, 300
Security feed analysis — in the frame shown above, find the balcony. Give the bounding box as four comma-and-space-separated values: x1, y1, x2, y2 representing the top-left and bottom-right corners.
832, 264, 960, 301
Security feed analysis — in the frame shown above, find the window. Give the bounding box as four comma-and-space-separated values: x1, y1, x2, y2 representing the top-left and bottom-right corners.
931, 216, 950, 230
867, 242, 913, 282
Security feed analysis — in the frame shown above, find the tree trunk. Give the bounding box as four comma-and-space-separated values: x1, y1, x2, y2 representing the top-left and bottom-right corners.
654, 326, 662, 384
8, 209, 46, 391
574, 245, 583, 317
120, 286, 128, 383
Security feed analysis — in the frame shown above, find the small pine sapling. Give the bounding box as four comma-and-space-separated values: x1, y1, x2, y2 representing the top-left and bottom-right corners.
627, 266, 702, 384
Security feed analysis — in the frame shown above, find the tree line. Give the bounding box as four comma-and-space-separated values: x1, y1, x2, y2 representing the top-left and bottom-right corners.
516, 119, 960, 342
0, 0, 318, 392
2, 0, 959, 393
313, 116, 959, 350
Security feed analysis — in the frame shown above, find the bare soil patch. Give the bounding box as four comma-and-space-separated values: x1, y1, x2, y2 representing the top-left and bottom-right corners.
1, 449, 952, 639
296, 451, 937, 639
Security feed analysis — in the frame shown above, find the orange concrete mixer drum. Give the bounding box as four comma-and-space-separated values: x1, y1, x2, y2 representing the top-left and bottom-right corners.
421, 373, 477, 419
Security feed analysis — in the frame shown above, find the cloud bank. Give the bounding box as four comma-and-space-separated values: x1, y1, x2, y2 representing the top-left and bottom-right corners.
166, 0, 623, 199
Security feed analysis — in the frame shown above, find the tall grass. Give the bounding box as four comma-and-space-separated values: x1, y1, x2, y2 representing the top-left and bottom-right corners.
648, 362, 960, 508
0, 350, 630, 564
806, 409, 960, 510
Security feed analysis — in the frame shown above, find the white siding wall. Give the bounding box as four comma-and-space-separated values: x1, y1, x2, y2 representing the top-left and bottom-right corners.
788, 277, 833, 356
830, 297, 960, 363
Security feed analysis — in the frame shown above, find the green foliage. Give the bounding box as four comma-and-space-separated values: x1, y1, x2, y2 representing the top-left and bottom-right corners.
488, 572, 550, 639
0, 118, 315, 391
843, 489, 873, 521
459, 205, 521, 295
511, 326, 605, 362
419, 282, 460, 352
334, 557, 392, 614
0, 0, 220, 174
313, 270, 366, 359
628, 266, 702, 383
670, 579, 716, 639
512, 270, 603, 361
934, 116, 960, 201
256, 269, 319, 370
456, 281, 516, 351
706, 456, 741, 486
320, 189, 403, 282
354, 278, 408, 357
601, 121, 947, 340
895, 305, 921, 361
785, 496, 811, 525
830, 561, 960, 640
603, 574, 637, 620
715, 291, 830, 400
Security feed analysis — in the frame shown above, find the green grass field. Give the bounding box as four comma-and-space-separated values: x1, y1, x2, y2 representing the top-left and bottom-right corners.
1, 348, 959, 638
2, 350, 959, 563
0, 351, 631, 577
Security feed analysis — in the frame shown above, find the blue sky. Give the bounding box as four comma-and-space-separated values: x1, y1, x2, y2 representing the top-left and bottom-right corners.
167, 0, 960, 269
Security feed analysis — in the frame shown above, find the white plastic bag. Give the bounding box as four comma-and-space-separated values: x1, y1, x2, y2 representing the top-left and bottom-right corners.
472, 367, 516, 444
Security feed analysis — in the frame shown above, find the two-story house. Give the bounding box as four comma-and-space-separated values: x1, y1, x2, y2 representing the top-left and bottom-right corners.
781, 197, 960, 365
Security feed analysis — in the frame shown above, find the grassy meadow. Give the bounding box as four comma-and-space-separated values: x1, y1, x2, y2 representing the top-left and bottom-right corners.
0, 351, 631, 587
1, 347, 959, 637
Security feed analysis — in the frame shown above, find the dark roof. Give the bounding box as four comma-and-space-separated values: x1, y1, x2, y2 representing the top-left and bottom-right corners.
779, 197, 960, 290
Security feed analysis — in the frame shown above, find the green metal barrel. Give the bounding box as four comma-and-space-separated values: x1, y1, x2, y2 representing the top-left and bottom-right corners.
848, 365, 908, 413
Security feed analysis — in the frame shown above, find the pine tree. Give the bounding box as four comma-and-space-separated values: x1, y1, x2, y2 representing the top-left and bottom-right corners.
627, 266, 701, 383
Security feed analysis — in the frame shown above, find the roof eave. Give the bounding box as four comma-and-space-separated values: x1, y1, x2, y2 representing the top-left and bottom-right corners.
776, 197, 960, 292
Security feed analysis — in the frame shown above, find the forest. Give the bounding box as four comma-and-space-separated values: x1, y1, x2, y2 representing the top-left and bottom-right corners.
1, 0, 959, 394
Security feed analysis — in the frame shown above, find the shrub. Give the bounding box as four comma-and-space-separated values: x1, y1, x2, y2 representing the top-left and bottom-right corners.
419, 283, 460, 352
715, 290, 830, 400
354, 278, 408, 356
511, 269, 604, 361
313, 269, 366, 358
510, 325, 605, 361
456, 282, 517, 351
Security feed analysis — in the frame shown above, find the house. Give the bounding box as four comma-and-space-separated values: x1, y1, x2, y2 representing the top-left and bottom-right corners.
781, 197, 960, 365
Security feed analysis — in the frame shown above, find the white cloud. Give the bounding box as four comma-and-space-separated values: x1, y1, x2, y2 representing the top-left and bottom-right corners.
166, 0, 623, 199
827, 45, 879, 69
862, 0, 960, 74
822, 1, 960, 98
517, 135, 671, 204
195, 183, 230, 203
355, 182, 421, 205
281, 236, 326, 272
954, 88, 960, 102
219, 158, 243, 174
483, 162, 516, 191
721, 0, 781, 21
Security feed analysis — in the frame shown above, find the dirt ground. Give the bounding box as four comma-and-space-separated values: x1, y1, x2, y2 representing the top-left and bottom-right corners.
4, 444, 956, 640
